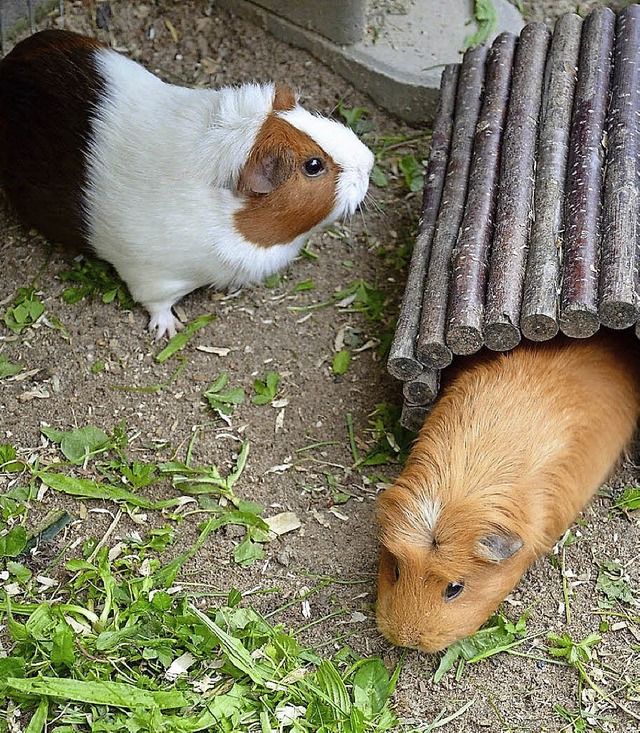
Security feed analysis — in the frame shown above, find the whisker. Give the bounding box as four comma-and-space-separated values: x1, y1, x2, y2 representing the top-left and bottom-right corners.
358, 202, 368, 234
365, 191, 386, 218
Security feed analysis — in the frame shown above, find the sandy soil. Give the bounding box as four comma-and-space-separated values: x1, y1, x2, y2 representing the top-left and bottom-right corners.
1, 1, 638, 731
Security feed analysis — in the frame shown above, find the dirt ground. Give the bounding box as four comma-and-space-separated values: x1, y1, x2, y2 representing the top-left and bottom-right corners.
1, 1, 639, 731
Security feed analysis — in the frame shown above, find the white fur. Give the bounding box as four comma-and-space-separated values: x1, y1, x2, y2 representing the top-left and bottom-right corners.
391, 496, 442, 547
278, 107, 374, 218
84, 50, 372, 338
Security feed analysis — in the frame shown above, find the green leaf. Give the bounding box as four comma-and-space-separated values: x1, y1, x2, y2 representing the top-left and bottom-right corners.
0, 354, 22, 379
352, 658, 390, 716
41, 425, 111, 464
0, 525, 27, 557
266, 371, 279, 392
6, 561, 31, 584
0, 657, 25, 691
398, 154, 424, 192
251, 371, 280, 405
292, 279, 315, 292
228, 588, 243, 608
370, 164, 388, 187
233, 537, 265, 566
433, 612, 528, 682
3, 288, 46, 334
51, 620, 75, 668
60, 257, 133, 309
6, 676, 188, 709
315, 660, 351, 715
0, 444, 25, 472
204, 373, 245, 415
156, 314, 215, 362
615, 486, 640, 511
332, 350, 351, 375
227, 441, 250, 490
547, 631, 601, 665
464, 0, 497, 49
189, 605, 265, 685
25, 698, 48, 733
337, 102, 371, 134
37, 472, 180, 510
596, 560, 634, 604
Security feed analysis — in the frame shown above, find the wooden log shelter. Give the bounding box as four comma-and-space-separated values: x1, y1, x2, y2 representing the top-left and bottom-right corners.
389, 5, 640, 431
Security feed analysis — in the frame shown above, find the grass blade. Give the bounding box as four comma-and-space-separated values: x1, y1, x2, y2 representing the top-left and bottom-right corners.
188, 605, 265, 685
6, 677, 188, 709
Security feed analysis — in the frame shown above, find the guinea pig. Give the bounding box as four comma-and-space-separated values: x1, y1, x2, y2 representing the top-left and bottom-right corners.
377, 332, 640, 652
0, 29, 374, 338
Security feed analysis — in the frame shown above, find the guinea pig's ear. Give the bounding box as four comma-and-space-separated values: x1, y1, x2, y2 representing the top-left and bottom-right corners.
475, 530, 523, 563
237, 148, 296, 195
273, 84, 297, 111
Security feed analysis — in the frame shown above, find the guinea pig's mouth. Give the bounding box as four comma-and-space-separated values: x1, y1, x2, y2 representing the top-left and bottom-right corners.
377, 609, 456, 654
336, 172, 373, 217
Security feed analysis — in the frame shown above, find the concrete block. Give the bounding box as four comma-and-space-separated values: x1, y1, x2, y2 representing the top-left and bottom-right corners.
217, 0, 524, 124
250, 0, 367, 45
0, 0, 51, 33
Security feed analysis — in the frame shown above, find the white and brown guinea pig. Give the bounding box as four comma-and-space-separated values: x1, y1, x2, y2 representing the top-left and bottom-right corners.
377, 332, 640, 653
0, 30, 374, 338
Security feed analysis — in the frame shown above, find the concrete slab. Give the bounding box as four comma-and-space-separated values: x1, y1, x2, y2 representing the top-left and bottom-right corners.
0, 0, 56, 38
250, 0, 368, 45
217, 0, 524, 123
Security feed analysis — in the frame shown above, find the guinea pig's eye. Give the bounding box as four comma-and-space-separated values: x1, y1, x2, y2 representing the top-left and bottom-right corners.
302, 157, 326, 177
444, 581, 465, 602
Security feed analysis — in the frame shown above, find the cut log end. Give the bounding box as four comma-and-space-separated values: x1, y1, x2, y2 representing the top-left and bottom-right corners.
387, 355, 423, 381
416, 341, 453, 370
400, 402, 430, 433
559, 307, 600, 338
598, 301, 638, 330
402, 369, 439, 405
483, 322, 521, 351
520, 314, 559, 342
446, 325, 484, 355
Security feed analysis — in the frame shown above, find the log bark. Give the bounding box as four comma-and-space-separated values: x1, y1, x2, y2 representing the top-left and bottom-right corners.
446, 32, 517, 356
400, 401, 430, 433
387, 65, 459, 380
483, 22, 551, 351
402, 368, 439, 406
520, 14, 583, 341
599, 5, 640, 329
0, 7, 5, 58
559, 8, 615, 337
416, 44, 488, 369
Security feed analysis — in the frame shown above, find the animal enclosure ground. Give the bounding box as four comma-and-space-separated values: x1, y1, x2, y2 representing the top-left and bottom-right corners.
0, 1, 638, 731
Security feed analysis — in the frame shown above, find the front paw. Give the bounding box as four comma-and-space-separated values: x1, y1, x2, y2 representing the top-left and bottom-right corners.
147, 308, 184, 341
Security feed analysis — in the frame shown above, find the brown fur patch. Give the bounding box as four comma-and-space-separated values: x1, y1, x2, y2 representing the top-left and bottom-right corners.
234, 114, 338, 247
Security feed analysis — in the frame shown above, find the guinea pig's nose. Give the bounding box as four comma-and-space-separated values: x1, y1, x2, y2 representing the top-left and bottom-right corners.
395, 628, 423, 650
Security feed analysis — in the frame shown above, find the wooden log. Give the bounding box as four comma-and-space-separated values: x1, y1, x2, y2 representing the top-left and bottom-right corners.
520, 14, 583, 341
483, 22, 551, 351
416, 44, 488, 369
0, 5, 5, 58
559, 7, 615, 337
402, 368, 440, 406
446, 32, 517, 356
387, 65, 459, 380
400, 401, 430, 433
599, 5, 640, 329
